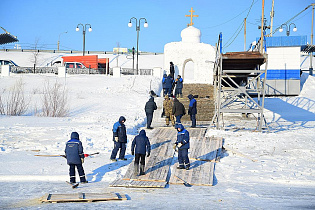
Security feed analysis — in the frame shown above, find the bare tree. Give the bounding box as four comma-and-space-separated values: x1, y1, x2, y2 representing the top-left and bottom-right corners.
0, 79, 29, 116
41, 80, 69, 117
0, 95, 4, 114
30, 38, 41, 71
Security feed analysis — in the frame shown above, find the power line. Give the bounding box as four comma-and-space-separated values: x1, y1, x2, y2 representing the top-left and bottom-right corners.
289, 9, 311, 23
224, 0, 255, 50
272, 4, 313, 35
223, 23, 244, 49
201, 0, 259, 30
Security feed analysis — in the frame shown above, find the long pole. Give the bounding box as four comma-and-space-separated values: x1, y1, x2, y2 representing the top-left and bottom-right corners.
270, 0, 275, 36
136, 25, 139, 75
244, 18, 246, 51
58, 31, 67, 51
310, 4, 314, 75
260, 0, 265, 53
83, 29, 86, 56
129, 17, 147, 75
132, 47, 135, 73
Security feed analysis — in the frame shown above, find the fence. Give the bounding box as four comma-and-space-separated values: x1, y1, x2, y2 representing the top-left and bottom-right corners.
2, 66, 153, 75
11, 66, 58, 74
120, 68, 153, 75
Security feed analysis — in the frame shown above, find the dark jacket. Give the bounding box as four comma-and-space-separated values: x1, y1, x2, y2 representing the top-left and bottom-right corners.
162, 74, 167, 89
175, 124, 190, 150
172, 98, 186, 116
65, 132, 84, 165
164, 75, 174, 89
131, 130, 151, 155
175, 77, 183, 89
113, 116, 127, 143
145, 97, 157, 114
170, 63, 175, 77
188, 94, 197, 115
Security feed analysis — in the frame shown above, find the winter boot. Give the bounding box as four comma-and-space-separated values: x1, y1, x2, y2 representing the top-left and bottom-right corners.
185, 163, 190, 170
80, 175, 87, 183
177, 164, 185, 169
139, 165, 145, 176
70, 176, 76, 184
134, 163, 139, 176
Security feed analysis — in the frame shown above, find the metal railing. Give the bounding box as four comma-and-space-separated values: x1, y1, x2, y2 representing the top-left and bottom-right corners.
11, 66, 58, 74
2, 66, 153, 75
0, 48, 163, 55
120, 68, 152, 75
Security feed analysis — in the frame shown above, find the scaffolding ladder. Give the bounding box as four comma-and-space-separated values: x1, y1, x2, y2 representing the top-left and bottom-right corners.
212, 33, 268, 131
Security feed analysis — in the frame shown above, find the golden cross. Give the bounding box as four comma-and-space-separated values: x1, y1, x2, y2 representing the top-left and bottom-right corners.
185, 7, 198, 26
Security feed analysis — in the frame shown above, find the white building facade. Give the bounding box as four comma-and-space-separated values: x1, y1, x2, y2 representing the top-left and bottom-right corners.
164, 26, 216, 84
262, 36, 306, 95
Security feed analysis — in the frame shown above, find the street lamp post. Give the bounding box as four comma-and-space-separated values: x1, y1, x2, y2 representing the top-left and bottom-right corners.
57, 31, 67, 51
76, 23, 92, 56
279, 23, 297, 36
128, 17, 148, 75
132, 47, 135, 72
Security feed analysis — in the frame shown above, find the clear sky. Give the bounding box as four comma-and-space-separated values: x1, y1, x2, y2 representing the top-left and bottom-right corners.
1, 0, 314, 53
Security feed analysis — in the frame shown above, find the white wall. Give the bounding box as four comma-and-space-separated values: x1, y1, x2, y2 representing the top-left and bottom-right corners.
164, 42, 215, 84
263, 47, 300, 69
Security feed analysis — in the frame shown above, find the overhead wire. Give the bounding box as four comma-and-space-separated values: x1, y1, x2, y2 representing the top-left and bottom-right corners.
293, 9, 311, 22
201, 0, 259, 30
223, 0, 255, 50
272, 4, 313, 35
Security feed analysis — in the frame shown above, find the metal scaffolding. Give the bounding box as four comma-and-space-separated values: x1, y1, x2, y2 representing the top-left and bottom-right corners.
212, 34, 268, 131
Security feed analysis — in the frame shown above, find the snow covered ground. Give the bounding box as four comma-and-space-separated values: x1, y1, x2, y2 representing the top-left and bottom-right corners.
0, 61, 314, 208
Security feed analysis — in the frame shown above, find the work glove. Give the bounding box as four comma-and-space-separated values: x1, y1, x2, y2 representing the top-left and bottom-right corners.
81, 158, 84, 163
132, 151, 134, 156
178, 143, 183, 148
173, 143, 177, 150
147, 153, 150, 157
114, 137, 119, 142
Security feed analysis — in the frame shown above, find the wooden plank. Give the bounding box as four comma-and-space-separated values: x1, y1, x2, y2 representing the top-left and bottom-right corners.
123, 128, 172, 181
169, 136, 223, 186
42, 193, 127, 203
122, 127, 222, 188
109, 178, 126, 187
125, 128, 175, 182
110, 178, 166, 188
110, 179, 118, 186
146, 142, 166, 180
84, 193, 123, 201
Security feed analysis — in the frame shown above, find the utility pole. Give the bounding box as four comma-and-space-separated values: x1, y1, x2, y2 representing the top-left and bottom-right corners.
270, 0, 275, 36
310, 4, 315, 76
260, 0, 265, 53
116, 42, 120, 67
244, 18, 247, 51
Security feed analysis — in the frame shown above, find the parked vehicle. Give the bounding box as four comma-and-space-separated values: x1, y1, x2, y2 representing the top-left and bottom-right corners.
64, 62, 86, 69
0, 59, 18, 66
62, 55, 109, 70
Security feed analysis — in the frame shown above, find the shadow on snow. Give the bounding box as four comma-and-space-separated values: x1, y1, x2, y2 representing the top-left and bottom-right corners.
264, 97, 315, 131
87, 155, 133, 183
